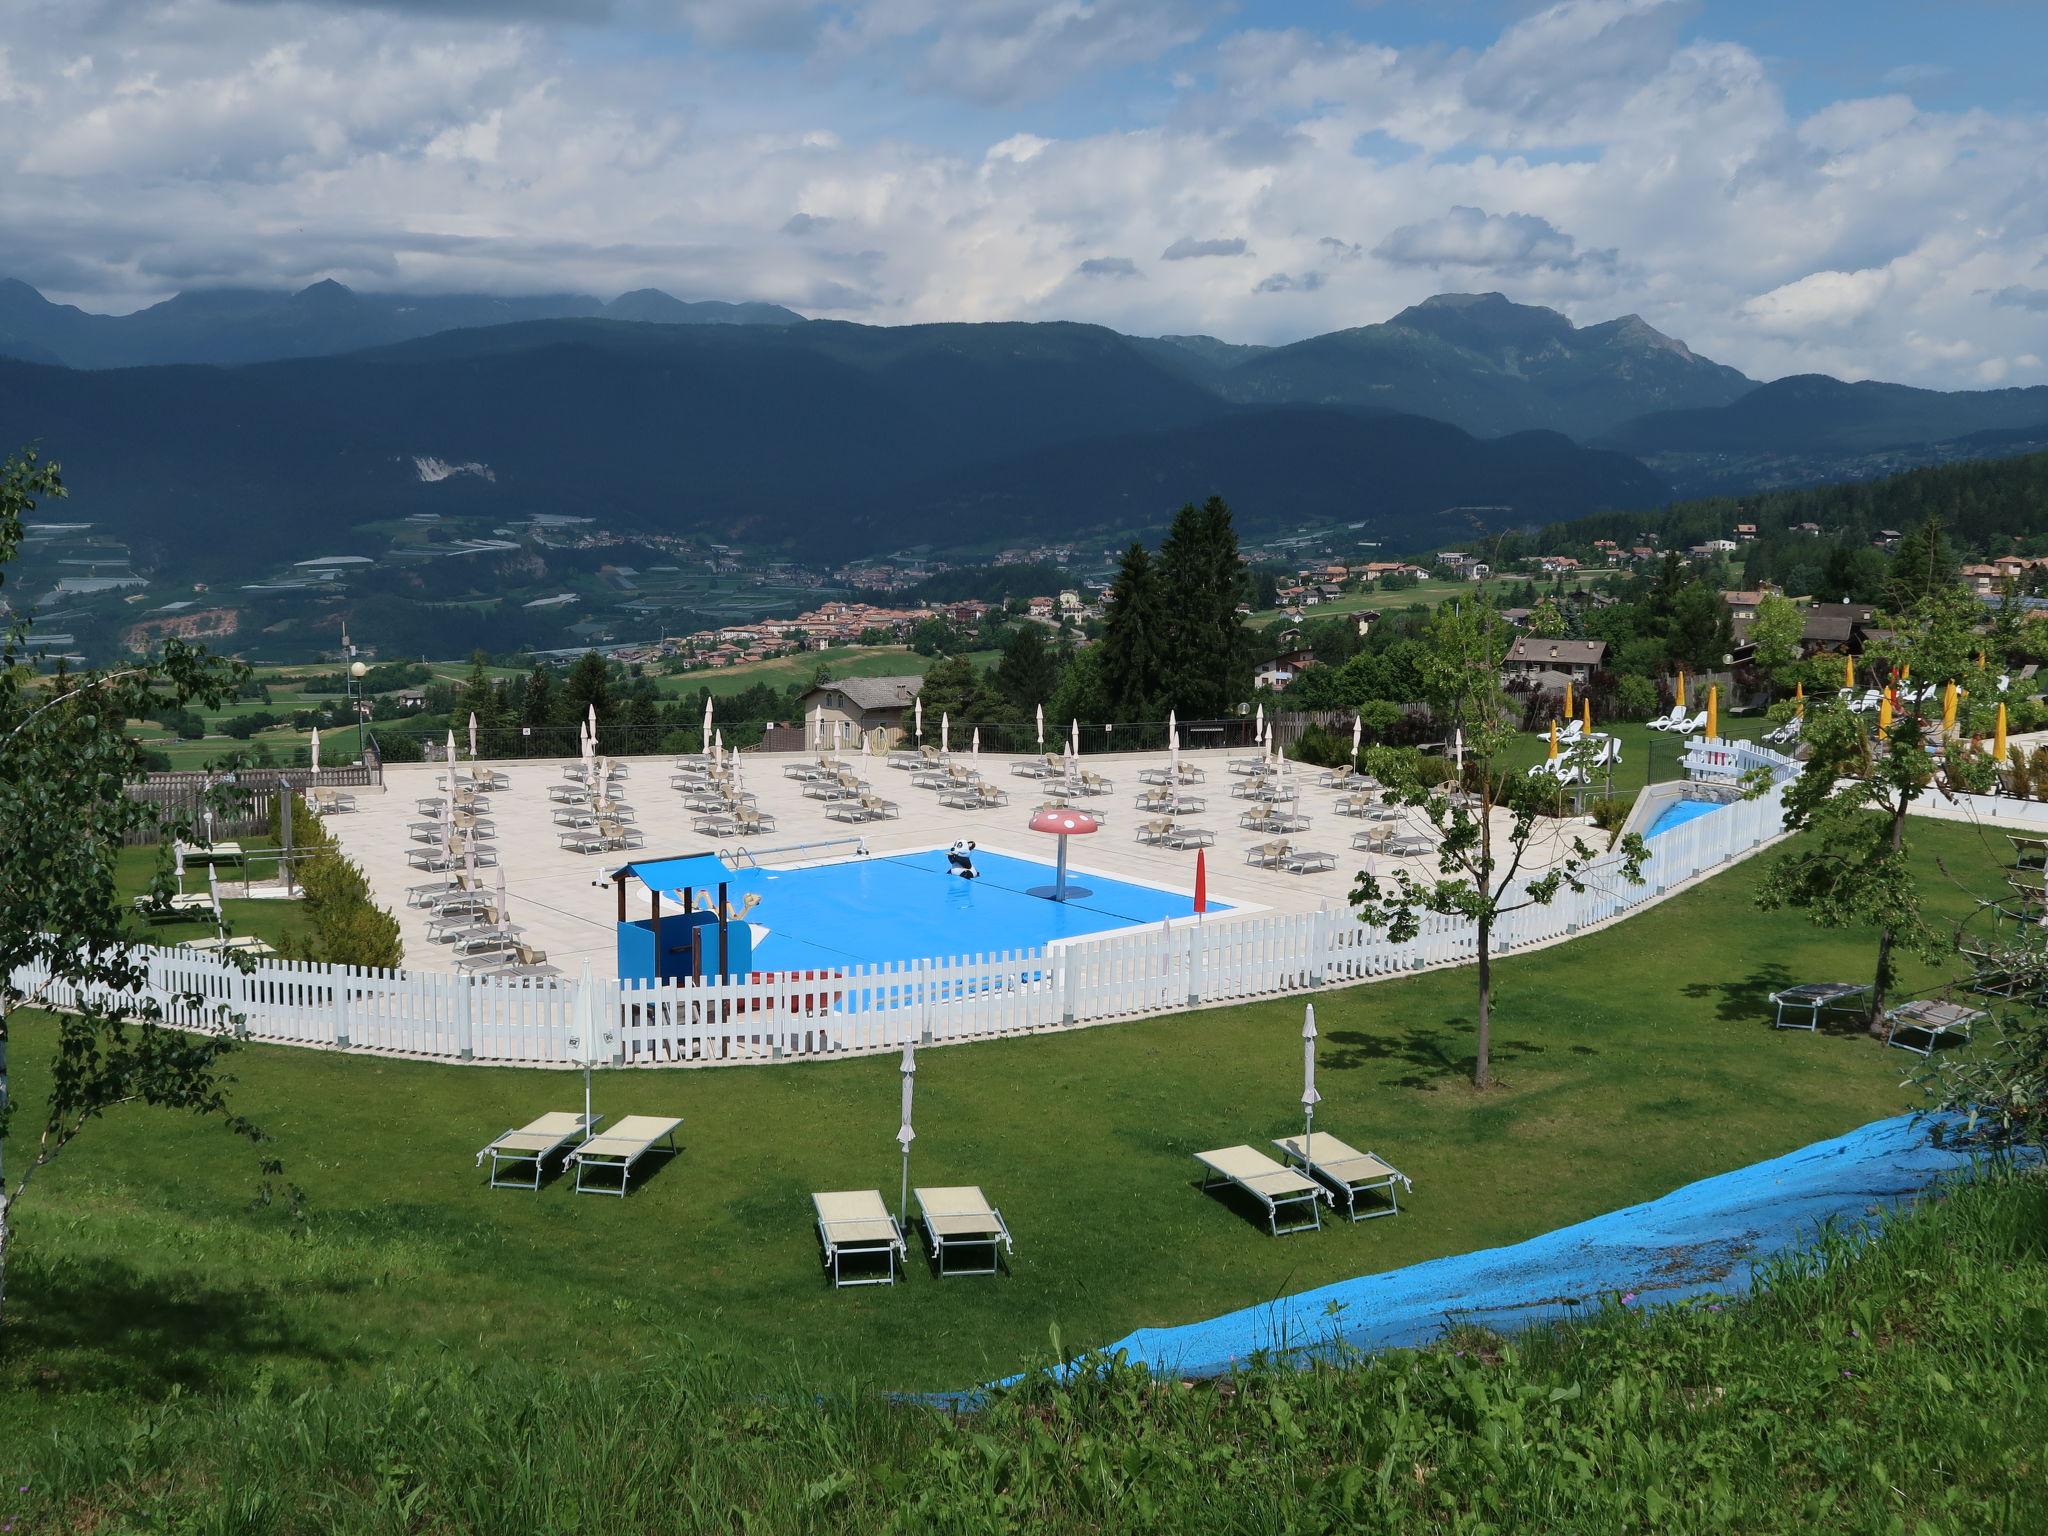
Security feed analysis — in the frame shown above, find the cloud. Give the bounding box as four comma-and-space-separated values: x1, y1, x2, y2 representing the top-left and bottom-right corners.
1, 0, 2045, 389
1372, 207, 1599, 274
1254, 270, 1324, 294
1740, 267, 1893, 333
1161, 236, 1248, 260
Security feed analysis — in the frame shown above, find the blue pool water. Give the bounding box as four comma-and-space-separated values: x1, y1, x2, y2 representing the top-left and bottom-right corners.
634, 849, 1226, 971
1645, 797, 1723, 837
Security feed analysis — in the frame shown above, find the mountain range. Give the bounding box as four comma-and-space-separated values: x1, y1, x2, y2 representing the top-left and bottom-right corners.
4, 278, 2047, 575
0, 278, 802, 369
0, 316, 1661, 575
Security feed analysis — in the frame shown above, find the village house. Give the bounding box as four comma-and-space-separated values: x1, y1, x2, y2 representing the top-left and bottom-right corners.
1500, 637, 1607, 687
1799, 602, 1882, 658
797, 675, 926, 744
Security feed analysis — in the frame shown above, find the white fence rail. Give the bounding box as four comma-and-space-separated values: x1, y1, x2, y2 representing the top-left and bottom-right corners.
12, 781, 1791, 1069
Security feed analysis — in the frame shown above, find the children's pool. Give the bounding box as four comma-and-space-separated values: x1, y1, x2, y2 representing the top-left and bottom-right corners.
638, 848, 1227, 971
1644, 797, 1724, 838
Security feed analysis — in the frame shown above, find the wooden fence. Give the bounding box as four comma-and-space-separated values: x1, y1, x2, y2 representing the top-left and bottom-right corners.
14, 773, 1792, 1068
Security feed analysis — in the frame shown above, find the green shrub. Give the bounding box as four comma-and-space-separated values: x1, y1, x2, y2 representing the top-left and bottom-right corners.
1613, 673, 1658, 721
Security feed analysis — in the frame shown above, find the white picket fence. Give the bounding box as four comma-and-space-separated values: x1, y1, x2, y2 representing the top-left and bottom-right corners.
12, 778, 1792, 1069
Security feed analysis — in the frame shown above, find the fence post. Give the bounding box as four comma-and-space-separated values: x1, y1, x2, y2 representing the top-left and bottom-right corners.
1186, 923, 1202, 1008
458, 974, 475, 1061
1309, 909, 1327, 986
917, 958, 933, 1044
332, 965, 349, 1049
1061, 946, 1078, 1027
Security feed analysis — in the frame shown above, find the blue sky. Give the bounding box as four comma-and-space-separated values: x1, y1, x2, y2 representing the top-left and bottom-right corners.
2, 0, 2044, 386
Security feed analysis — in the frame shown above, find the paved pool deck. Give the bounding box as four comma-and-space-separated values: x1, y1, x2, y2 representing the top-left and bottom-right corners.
328, 749, 1604, 976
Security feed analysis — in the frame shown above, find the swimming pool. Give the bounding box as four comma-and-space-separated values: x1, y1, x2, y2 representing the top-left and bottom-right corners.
1644, 798, 1724, 837
641, 848, 1227, 971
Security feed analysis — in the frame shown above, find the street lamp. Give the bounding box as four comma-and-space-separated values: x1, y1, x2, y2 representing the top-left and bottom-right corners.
348, 660, 368, 764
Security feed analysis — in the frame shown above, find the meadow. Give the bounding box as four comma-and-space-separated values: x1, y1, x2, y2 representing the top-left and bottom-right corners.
1, 818, 2009, 1460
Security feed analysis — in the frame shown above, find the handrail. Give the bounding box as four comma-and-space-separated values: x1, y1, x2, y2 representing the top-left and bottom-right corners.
731, 835, 869, 869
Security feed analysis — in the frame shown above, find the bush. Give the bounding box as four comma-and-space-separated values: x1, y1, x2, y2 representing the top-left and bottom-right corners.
1614, 673, 1659, 721
1288, 723, 1350, 767
281, 796, 404, 967
1590, 791, 1638, 840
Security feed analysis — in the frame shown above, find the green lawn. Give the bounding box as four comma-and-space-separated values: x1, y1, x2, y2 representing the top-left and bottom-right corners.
1, 819, 2004, 1436
1252, 574, 1613, 625
1499, 716, 1774, 798
114, 841, 318, 954
653, 645, 999, 699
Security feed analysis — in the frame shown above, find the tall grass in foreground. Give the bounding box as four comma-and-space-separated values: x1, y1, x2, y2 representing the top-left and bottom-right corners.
14, 1174, 2048, 1535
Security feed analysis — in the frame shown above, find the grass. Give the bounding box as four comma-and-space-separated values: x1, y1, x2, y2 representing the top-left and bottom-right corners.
651, 645, 1000, 700
0, 819, 2011, 1451
1251, 575, 1613, 625
1499, 716, 1774, 798
14, 1171, 2040, 1533
113, 841, 318, 954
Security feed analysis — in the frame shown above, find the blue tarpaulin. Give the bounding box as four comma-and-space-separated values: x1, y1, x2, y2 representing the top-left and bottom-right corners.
978, 1114, 1986, 1391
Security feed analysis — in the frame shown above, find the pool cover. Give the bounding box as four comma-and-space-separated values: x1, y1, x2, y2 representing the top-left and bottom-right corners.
973, 1113, 1991, 1390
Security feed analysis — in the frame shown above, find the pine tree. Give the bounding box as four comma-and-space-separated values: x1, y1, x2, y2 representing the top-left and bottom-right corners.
1158, 496, 1253, 719
992, 622, 1058, 720
1097, 541, 1167, 721
519, 666, 553, 757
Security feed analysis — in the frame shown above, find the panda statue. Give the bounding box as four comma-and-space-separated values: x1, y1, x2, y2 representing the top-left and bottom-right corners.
946, 838, 979, 879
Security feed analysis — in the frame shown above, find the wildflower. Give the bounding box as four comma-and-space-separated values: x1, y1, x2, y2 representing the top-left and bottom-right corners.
1620, 1292, 1637, 1305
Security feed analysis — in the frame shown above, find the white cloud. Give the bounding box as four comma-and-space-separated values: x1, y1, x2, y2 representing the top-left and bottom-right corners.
1739, 268, 1893, 334
1373, 206, 1606, 274
0, 0, 2041, 391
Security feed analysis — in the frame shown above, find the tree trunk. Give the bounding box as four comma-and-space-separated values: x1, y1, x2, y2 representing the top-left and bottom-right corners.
1475, 916, 1493, 1090
1, 996, 10, 1325
1868, 800, 1910, 1034
1474, 800, 1494, 1090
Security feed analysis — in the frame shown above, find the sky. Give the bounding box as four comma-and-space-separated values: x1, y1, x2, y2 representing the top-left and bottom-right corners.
3, 0, 2045, 387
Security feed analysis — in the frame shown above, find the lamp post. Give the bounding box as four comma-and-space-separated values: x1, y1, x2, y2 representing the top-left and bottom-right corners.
347, 658, 369, 764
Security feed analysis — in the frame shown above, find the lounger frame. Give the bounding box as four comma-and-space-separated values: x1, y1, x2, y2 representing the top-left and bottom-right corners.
1194, 1146, 1326, 1236
814, 1191, 908, 1288
914, 1186, 1014, 1277
565, 1115, 681, 1195
1273, 1134, 1411, 1222
477, 1112, 601, 1190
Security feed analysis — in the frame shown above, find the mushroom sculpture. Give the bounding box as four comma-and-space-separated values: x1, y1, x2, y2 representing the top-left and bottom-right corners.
1028, 805, 1099, 902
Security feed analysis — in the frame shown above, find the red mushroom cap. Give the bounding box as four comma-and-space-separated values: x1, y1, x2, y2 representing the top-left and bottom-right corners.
1028, 807, 1099, 836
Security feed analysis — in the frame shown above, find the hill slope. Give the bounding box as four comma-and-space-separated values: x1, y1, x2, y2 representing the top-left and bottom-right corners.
0, 278, 804, 368
0, 321, 1663, 577
1598, 374, 2048, 496
1208, 292, 1755, 439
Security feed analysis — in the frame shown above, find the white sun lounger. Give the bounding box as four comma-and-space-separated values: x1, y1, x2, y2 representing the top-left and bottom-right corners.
476, 1111, 601, 1190
563, 1114, 681, 1195
1194, 1145, 1327, 1236
1273, 1133, 1412, 1221
813, 1190, 908, 1288
914, 1185, 1014, 1277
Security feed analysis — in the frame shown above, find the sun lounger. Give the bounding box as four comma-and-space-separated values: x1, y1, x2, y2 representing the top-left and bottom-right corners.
813, 1190, 908, 1287
549, 784, 591, 805
1239, 810, 1311, 834
1135, 817, 1173, 845
1161, 825, 1215, 850
133, 890, 220, 921
1768, 981, 1871, 1030
1381, 833, 1431, 856
913, 1185, 1014, 1277
1279, 849, 1337, 875
1883, 999, 1983, 1057
1244, 839, 1288, 868
1194, 1145, 1326, 1236
1273, 1133, 1410, 1221
563, 1114, 681, 1195
476, 1111, 601, 1190
1318, 765, 1357, 787
181, 934, 276, 958
184, 841, 243, 865
1228, 755, 1267, 775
